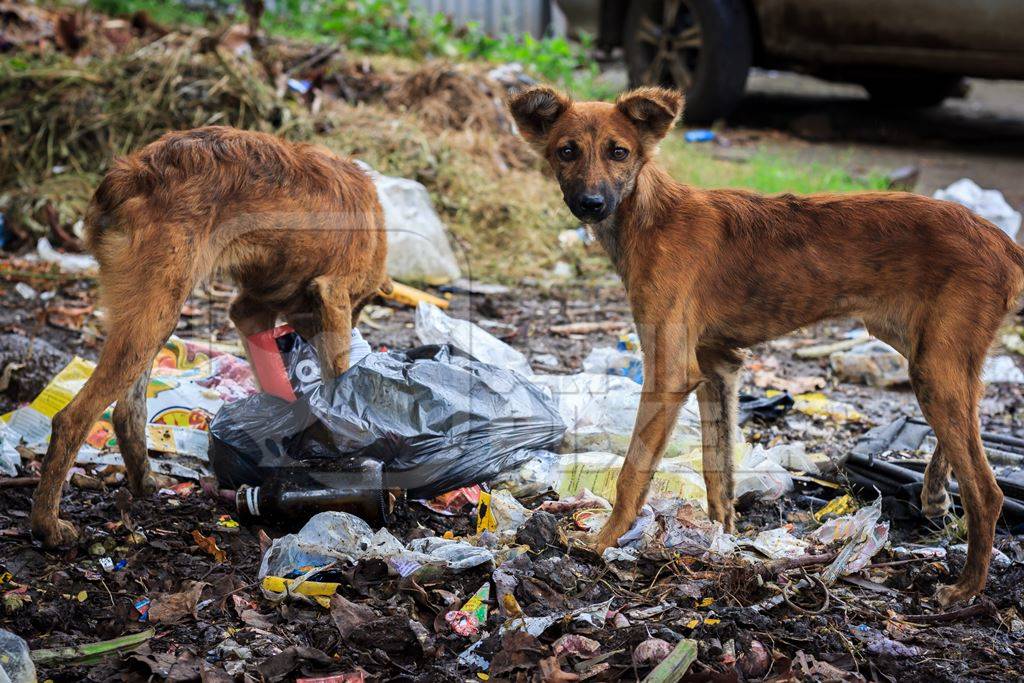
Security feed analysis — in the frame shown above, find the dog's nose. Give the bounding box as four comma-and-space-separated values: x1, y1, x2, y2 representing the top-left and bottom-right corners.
579, 194, 606, 213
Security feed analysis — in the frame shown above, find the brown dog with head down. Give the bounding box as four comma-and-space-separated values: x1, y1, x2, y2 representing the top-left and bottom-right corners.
508, 85, 1024, 606
31, 126, 389, 548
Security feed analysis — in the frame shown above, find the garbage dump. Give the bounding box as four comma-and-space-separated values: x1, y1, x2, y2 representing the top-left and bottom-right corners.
3, 274, 1023, 682
210, 331, 566, 500
1, 11, 1022, 671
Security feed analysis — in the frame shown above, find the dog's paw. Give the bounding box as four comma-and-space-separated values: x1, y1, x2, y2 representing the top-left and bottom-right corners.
592, 529, 620, 555
128, 474, 157, 497
32, 517, 80, 548
934, 582, 976, 609
921, 488, 952, 519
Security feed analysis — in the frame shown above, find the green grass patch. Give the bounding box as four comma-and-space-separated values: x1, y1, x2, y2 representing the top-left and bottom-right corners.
658, 135, 887, 194
88, 0, 208, 27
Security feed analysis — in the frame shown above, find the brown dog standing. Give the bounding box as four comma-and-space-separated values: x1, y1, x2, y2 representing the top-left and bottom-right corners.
508, 86, 1024, 606
31, 126, 388, 548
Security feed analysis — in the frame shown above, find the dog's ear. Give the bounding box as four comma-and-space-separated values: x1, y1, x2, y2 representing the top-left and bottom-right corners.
507, 86, 572, 148
615, 87, 684, 144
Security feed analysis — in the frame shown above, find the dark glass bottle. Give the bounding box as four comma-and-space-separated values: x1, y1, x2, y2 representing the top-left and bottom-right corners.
235, 456, 386, 527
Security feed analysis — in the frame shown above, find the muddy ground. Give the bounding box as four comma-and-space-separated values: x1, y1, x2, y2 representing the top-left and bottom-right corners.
1, 267, 1023, 682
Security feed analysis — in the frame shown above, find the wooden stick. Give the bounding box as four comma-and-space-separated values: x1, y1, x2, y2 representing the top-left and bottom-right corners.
898, 599, 996, 624
549, 320, 630, 336
0, 477, 41, 489
757, 551, 837, 578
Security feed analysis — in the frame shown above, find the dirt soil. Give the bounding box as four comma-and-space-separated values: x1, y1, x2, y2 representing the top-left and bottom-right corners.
1, 268, 1023, 682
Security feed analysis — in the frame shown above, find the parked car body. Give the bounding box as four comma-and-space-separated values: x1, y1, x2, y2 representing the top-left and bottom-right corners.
558, 0, 1024, 123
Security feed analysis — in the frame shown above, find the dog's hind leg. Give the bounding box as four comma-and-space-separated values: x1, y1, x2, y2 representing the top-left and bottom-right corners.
112, 367, 156, 497
910, 334, 1002, 606
696, 349, 743, 533
921, 445, 952, 519
31, 229, 199, 548
286, 276, 352, 381
865, 319, 952, 518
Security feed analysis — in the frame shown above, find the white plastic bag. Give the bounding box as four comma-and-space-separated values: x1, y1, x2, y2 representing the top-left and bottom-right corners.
415, 302, 533, 377
933, 178, 1021, 241
982, 356, 1024, 384
734, 445, 794, 501
530, 372, 712, 459
358, 163, 462, 283
36, 237, 98, 273
0, 630, 36, 683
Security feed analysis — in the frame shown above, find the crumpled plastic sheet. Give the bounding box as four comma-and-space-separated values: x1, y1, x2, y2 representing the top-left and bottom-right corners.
258, 511, 494, 581
933, 178, 1021, 241
211, 343, 565, 499
415, 302, 533, 378
813, 497, 890, 583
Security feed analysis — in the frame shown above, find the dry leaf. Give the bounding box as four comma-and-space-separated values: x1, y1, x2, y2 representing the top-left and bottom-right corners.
331, 594, 375, 639
192, 529, 227, 562
149, 580, 207, 624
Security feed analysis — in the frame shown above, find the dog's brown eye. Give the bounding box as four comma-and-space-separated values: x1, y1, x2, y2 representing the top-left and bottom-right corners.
557, 145, 578, 162
611, 147, 629, 161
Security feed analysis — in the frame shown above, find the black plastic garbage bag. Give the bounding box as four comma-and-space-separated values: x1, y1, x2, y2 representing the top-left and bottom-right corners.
210, 343, 566, 499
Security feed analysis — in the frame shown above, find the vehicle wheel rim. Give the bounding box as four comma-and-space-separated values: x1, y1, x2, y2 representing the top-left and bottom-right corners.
635, 0, 701, 89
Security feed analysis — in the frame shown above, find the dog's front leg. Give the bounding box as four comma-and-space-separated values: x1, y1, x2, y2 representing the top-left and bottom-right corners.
595, 323, 702, 552
696, 355, 741, 533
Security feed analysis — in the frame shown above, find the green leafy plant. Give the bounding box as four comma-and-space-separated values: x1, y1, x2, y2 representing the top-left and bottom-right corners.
89, 0, 593, 85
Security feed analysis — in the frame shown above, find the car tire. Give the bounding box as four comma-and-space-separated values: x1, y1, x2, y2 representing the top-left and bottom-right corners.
624, 0, 752, 125
862, 76, 966, 108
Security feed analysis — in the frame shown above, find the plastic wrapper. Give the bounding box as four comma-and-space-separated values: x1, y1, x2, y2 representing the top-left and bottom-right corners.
415, 302, 533, 377
933, 178, 1021, 241
210, 342, 565, 500
0, 423, 21, 476
259, 511, 493, 581
5, 337, 256, 480
406, 537, 494, 572
813, 498, 890, 583
482, 489, 531, 540
358, 163, 463, 283
0, 629, 36, 683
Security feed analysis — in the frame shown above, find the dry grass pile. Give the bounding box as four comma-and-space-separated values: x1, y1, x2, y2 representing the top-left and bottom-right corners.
0, 12, 578, 280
